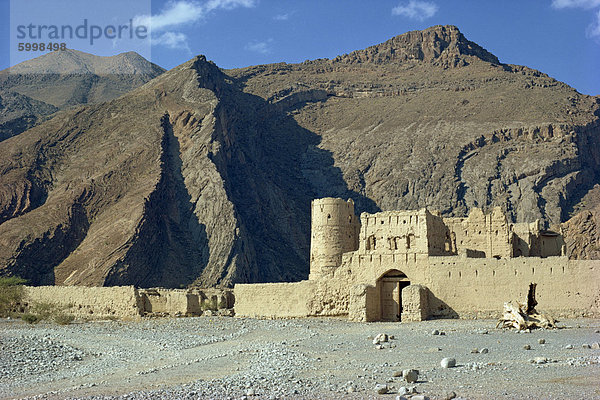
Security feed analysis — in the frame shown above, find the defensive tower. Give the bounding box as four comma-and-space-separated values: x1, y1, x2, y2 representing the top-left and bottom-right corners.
309, 198, 360, 280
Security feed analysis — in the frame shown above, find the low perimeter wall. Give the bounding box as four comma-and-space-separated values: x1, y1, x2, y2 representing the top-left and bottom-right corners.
22, 286, 234, 319
23, 286, 142, 319
234, 281, 315, 318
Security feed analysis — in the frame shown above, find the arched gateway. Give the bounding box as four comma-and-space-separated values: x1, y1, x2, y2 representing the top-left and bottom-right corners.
377, 269, 411, 321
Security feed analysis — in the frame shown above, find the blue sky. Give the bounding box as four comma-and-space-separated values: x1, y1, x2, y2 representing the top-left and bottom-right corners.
1, 0, 599, 95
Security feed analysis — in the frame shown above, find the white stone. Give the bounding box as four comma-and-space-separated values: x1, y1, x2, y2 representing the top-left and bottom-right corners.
373, 333, 389, 344
441, 357, 456, 368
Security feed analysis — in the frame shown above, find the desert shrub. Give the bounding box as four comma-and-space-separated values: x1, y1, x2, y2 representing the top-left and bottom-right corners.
30, 302, 57, 320
53, 313, 75, 325
21, 313, 41, 324
0, 276, 26, 317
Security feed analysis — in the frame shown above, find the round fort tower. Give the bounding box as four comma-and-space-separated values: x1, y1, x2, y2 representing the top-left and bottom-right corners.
309, 198, 360, 280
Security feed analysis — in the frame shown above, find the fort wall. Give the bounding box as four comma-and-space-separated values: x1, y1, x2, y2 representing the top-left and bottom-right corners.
21, 286, 235, 319
234, 198, 599, 322
426, 257, 600, 319
234, 281, 315, 318
22, 286, 142, 319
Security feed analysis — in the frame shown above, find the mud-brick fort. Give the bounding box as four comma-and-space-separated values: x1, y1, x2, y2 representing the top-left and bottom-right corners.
235, 198, 600, 321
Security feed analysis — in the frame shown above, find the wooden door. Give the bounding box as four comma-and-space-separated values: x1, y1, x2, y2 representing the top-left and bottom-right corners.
381, 280, 400, 321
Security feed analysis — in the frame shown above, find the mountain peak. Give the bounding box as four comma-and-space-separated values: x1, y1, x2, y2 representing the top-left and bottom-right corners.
333, 25, 499, 67
4, 50, 165, 75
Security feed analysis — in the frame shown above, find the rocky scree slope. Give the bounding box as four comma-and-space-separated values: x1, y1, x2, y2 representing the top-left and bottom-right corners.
0, 25, 599, 288
0, 50, 165, 141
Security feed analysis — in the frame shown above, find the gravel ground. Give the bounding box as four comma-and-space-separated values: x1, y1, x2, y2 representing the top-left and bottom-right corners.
1, 316, 599, 400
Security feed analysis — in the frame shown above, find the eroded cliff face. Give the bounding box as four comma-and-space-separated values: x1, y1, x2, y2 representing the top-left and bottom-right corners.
0, 56, 313, 287
0, 25, 598, 287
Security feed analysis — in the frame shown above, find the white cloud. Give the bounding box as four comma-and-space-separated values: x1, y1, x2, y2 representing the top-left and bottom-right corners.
586, 9, 600, 38
273, 13, 290, 21
392, 0, 438, 21
551, 0, 600, 9
551, 0, 600, 41
245, 39, 273, 54
134, 0, 257, 48
153, 32, 191, 50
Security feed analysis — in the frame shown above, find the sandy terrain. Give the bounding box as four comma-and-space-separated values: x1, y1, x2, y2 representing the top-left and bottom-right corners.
1, 316, 599, 399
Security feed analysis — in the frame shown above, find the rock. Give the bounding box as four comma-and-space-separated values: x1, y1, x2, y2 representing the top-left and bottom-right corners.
582, 344, 591, 349
591, 342, 600, 349
445, 391, 457, 400
346, 385, 355, 393
396, 397, 409, 400
245, 388, 256, 396
534, 357, 547, 364
398, 386, 410, 395
480, 348, 489, 354
470, 348, 479, 353
393, 370, 403, 377
375, 344, 383, 350
439, 331, 446, 336
538, 338, 545, 344
389, 335, 395, 340
441, 357, 456, 368
432, 329, 440, 335
373, 333, 389, 345
564, 344, 574, 349
411, 396, 430, 400
203, 310, 214, 317
375, 383, 388, 394
403, 369, 419, 383
428, 347, 442, 352
523, 344, 531, 350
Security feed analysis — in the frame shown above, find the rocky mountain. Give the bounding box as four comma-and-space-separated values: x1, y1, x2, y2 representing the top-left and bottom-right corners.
0, 50, 165, 141
0, 25, 598, 287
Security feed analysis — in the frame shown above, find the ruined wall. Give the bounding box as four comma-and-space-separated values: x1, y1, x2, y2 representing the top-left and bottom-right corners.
22, 286, 142, 319
139, 289, 196, 315
444, 207, 512, 258
426, 257, 600, 318
426, 211, 453, 255
309, 198, 359, 280
511, 221, 540, 257
234, 281, 315, 318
